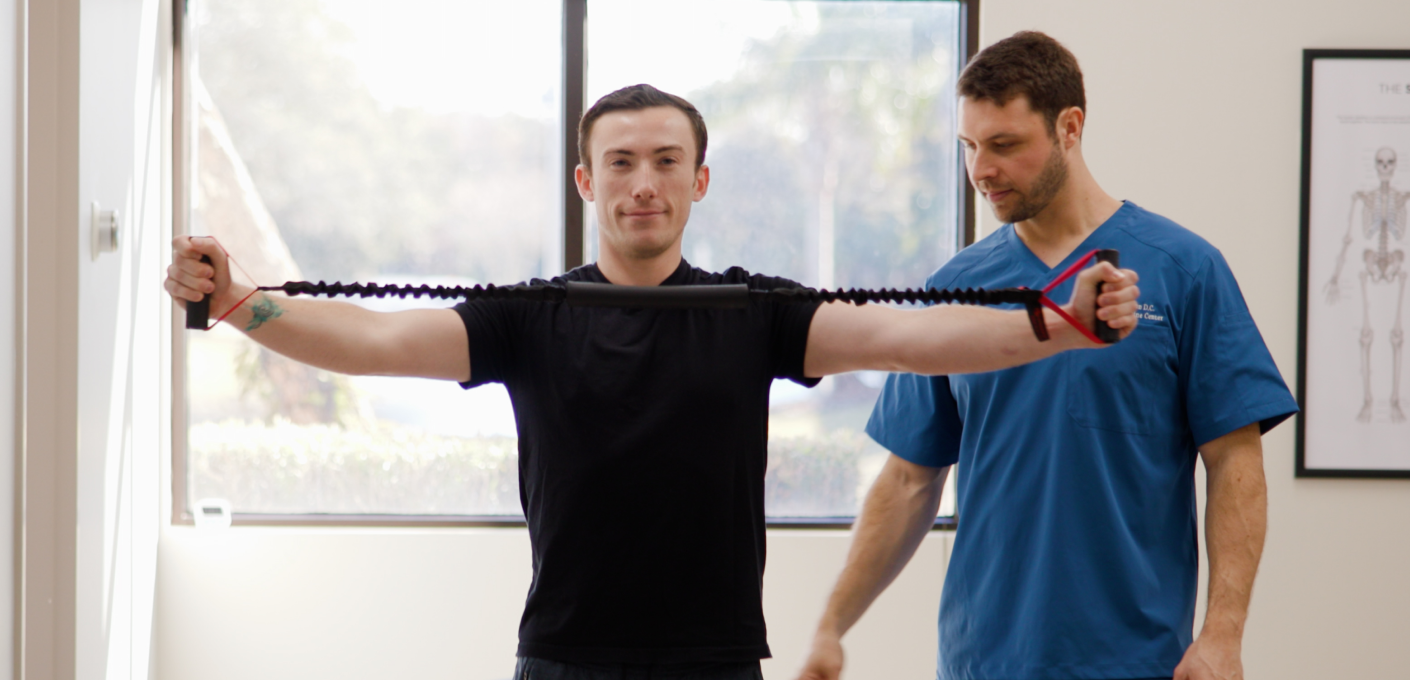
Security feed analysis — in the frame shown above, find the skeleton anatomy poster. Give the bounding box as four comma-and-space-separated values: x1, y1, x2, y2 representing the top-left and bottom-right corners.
1299, 50, 1410, 477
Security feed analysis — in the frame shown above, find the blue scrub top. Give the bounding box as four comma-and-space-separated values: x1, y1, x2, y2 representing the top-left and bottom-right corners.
867, 202, 1297, 680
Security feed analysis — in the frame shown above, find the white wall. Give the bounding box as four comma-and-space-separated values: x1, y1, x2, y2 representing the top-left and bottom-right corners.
976, 1, 1410, 678
155, 528, 949, 680
154, 2, 1410, 680
156, 529, 536, 680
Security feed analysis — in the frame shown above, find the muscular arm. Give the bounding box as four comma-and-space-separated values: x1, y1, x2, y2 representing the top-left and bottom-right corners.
794, 455, 947, 680
803, 263, 1139, 377
1173, 423, 1267, 680
166, 236, 470, 381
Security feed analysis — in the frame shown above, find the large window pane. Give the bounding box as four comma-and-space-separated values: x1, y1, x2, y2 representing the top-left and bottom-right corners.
185, 0, 965, 522
186, 0, 562, 515
588, 0, 963, 518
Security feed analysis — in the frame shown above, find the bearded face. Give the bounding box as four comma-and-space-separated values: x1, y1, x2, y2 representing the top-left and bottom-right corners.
992, 139, 1069, 224
959, 95, 1077, 226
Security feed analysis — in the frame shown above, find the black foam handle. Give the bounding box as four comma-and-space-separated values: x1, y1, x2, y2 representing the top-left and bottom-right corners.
565, 281, 749, 309
185, 254, 212, 330
1094, 249, 1120, 344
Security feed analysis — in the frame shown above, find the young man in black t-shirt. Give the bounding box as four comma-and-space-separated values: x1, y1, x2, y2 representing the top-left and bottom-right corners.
166, 84, 1141, 680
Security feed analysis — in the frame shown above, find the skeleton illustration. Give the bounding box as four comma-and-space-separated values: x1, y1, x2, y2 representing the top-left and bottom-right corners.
1325, 147, 1410, 423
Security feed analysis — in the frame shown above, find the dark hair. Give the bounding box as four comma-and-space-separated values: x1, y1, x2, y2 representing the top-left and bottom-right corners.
958, 31, 1086, 134
578, 84, 708, 169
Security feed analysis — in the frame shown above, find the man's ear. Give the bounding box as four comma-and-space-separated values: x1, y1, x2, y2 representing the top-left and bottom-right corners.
1057, 106, 1085, 148
693, 164, 710, 202
574, 164, 594, 202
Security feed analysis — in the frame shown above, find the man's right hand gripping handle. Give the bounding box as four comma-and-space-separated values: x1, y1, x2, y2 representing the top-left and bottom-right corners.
185, 254, 213, 330
167, 236, 234, 330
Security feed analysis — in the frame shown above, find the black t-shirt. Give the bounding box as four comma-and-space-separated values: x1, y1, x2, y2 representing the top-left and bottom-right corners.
454, 259, 821, 664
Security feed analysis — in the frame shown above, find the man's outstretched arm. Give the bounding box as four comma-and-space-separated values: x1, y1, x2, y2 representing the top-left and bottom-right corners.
794, 455, 948, 680
165, 235, 470, 381
1173, 423, 1267, 680
804, 262, 1139, 377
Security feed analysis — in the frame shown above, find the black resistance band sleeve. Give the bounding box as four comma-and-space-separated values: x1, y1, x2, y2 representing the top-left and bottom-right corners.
565, 282, 750, 309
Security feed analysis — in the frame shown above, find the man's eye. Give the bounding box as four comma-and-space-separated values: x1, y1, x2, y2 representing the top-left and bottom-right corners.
660, 157, 678, 166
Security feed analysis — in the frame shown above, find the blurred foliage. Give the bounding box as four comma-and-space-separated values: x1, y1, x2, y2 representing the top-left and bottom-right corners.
199, 0, 956, 288
190, 420, 873, 517
198, 0, 552, 284
191, 420, 524, 514
233, 341, 364, 426
765, 431, 873, 517
685, 3, 959, 287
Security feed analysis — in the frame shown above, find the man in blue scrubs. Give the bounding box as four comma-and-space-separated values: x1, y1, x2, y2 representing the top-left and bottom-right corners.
794, 32, 1298, 680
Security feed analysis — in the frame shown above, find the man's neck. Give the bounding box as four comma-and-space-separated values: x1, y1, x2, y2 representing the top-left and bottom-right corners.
595, 245, 684, 286
1013, 168, 1122, 268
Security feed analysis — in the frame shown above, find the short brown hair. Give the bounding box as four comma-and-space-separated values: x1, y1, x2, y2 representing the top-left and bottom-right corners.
578, 84, 708, 169
958, 31, 1085, 134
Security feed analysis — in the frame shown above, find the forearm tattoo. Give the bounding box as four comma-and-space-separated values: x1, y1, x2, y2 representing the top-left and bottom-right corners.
245, 294, 285, 332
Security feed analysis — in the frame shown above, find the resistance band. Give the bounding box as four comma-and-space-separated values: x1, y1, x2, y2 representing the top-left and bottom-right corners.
184, 240, 1121, 344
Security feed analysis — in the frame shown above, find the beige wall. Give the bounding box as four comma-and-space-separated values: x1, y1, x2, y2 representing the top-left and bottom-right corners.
978, 1, 1410, 678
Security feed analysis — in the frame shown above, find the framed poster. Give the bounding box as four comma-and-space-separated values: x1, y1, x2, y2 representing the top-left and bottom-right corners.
1298, 49, 1410, 477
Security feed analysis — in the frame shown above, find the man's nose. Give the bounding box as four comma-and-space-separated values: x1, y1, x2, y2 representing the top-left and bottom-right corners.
631, 165, 658, 199
967, 148, 998, 185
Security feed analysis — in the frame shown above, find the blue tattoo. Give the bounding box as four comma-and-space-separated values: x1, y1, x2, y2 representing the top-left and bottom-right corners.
245, 295, 285, 332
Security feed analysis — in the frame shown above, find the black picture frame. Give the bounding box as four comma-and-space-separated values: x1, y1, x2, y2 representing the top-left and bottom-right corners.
1296, 48, 1410, 478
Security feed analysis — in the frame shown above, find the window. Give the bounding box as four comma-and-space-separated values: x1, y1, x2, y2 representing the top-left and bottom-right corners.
175, 0, 973, 525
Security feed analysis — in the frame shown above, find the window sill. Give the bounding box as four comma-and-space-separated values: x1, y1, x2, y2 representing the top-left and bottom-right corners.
176, 513, 958, 530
